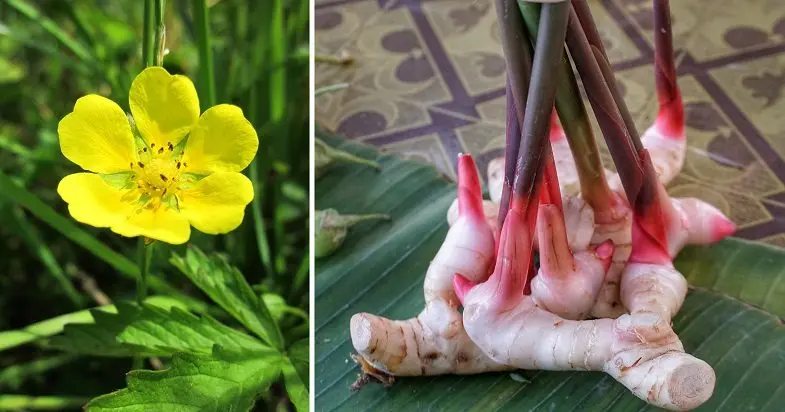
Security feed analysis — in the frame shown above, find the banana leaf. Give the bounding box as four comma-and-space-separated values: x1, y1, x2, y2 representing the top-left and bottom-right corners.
315, 132, 785, 411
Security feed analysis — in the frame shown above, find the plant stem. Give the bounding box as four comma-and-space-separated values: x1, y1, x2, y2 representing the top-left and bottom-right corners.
135, 239, 154, 306
132, 239, 154, 370
573, 3, 643, 153
518, 1, 612, 210
653, 0, 683, 136
192, 0, 216, 109
153, 0, 166, 66
497, 78, 519, 229
494, 0, 533, 226
511, 2, 570, 210
565, 6, 642, 206
142, 0, 155, 67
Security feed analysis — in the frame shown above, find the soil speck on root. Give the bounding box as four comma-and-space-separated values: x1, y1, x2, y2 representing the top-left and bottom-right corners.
350, 353, 395, 391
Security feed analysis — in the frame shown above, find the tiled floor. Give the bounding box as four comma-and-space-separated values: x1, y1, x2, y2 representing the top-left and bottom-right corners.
315, 0, 785, 246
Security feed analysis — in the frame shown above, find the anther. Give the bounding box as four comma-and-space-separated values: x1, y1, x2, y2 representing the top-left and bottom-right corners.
130, 162, 134, 168
158, 147, 164, 154
168, 142, 174, 151
160, 174, 168, 182
151, 143, 155, 148
137, 161, 145, 168
183, 162, 188, 168
176, 161, 181, 169
143, 147, 147, 152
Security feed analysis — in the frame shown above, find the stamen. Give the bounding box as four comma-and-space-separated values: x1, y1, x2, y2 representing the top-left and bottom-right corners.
160, 174, 168, 182
157, 147, 164, 154
130, 162, 134, 168
143, 147, 147, 152
151, 143, 156, 148
176, 161, 181, 169
137, 161, 145, 168
168, 142, 174, 151
183, 162, 188, 168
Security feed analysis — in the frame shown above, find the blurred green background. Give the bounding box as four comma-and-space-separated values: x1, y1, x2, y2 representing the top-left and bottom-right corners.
0, 0, 309, 409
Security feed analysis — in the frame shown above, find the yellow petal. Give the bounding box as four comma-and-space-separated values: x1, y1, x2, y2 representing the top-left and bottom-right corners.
129, 67, 200, 148
183, 104, 258, 173
58, 95, 135, 174
113, 207, 191, 245
179, 172, 254, 235
57, 173, 134, 228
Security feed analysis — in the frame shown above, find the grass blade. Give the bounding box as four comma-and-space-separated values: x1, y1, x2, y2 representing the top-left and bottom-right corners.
10, 207, 85, 307
4, 0, 93, 63
0, 395, 88, 410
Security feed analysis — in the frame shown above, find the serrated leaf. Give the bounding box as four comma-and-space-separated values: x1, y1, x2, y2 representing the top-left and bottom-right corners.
171, 247, 284, 350
283, 339, 309, 411
85, 347, 283, 412
315, 134, 785, 411
50, 302, 267, 357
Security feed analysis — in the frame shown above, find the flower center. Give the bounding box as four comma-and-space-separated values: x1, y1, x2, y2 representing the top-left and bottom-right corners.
129, 141, 189, 212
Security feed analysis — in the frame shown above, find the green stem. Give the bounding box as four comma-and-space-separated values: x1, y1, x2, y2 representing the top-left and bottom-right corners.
133, 239, 154, 370
153, 0, 166, 66
135, 239, 154, 306
192, 0, 216, 109
493, 0, 533, 225
511, 2, 570, 202
518, 1, 612, 210
142, 0, 155, 67
565, 7, 642, 205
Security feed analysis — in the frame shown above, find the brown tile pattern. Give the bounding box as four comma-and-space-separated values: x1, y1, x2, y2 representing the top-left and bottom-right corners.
315, 0, 785, 244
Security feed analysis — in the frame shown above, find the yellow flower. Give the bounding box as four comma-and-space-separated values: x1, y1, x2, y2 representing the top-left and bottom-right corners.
56, 67, 258, 245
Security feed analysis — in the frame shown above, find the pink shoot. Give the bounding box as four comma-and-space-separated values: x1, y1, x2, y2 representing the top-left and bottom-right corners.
653, 0, 684, 139
457, 153, 485, 223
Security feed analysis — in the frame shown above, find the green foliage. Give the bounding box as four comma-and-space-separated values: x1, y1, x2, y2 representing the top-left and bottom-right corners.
171, 247, 284, 350
85, 347, 283, 412
50, 302, 268, 357
315, 133, 785, 411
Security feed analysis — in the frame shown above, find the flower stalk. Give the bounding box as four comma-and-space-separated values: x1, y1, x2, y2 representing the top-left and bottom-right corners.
518, 1, 612, 211
494, 0, 532, 228
511, 2, 570, 217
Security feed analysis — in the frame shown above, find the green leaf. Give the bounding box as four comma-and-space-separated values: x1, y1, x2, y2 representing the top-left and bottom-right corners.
85, 347, 283, 412
0, 296, 187, 353
676, 238, 785, 318
170, 247, 284, 350
315, 134, 785, 411
50, 302, 268, 357
283, 339, 309, 411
